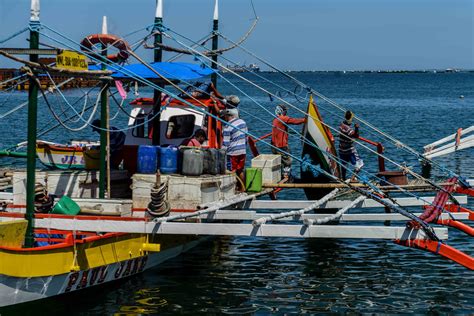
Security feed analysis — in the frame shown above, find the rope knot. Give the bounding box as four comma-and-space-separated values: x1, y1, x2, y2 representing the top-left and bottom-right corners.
28, 21, 42, 32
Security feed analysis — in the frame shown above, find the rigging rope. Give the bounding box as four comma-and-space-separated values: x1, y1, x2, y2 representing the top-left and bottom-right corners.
216, 31, 461, 180
144, 17, 258, 57
163, 26, 458, 201
35, 71, 103, 131
160, 27, 452, 207
33, 22, 448, 210
0, 77, 75, 120
31, 23, 443, 240
125, 49, 440, 240
0, 27, 29, 44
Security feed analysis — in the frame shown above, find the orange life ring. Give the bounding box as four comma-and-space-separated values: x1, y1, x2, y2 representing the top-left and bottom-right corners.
80, 34, 131, 63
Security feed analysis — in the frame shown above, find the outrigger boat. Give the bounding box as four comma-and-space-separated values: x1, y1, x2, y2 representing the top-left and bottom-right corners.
0, 220, 201, 306
0, 1, 228, 307
36, 140, 99, 169
0, 0, 473, 309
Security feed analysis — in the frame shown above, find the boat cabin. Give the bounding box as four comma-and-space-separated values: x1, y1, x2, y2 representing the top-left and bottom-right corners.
123, 95, 223, 174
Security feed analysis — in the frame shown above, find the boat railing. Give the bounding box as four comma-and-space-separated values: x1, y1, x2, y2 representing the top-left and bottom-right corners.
357, 136, 385, 172
248, 132, 272, 157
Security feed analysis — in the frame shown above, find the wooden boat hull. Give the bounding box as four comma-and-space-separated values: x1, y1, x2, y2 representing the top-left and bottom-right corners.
300, 95, 340, 199
0, 227, 202, 307
36, 142, 86, 169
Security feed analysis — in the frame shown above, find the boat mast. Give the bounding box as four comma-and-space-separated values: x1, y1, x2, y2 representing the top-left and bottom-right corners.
25, 0, 41, 248
211, 0, 219, 87
152, 0, 163, 145
99, 16, 109, 198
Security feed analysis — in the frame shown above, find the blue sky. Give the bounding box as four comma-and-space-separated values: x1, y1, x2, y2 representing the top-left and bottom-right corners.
0, 0, 472, 70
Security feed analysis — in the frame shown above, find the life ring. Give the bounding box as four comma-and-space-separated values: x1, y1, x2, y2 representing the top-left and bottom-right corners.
80, 34, 131, 63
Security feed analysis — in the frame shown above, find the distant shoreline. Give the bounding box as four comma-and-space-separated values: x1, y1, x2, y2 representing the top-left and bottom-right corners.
270, 69, 474, 74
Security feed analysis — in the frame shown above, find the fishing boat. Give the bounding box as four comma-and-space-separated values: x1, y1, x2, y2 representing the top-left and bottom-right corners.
36, 140, 99, 169
0, 0, 473, 310
0, 0, 228, 307
0, 219, 202, 307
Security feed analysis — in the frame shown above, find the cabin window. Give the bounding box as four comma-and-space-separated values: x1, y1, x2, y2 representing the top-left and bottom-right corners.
166, 115, 195, 139
132, 113, 146, 138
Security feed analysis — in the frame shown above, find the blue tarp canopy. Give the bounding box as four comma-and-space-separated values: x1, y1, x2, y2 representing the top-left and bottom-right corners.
89, 62, 215, 80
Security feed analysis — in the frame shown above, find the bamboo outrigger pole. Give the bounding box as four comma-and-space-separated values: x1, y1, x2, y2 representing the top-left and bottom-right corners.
103, 16, 112, 198
25, 0, 41, 247
99, 16, 109, 198
211, 0, 219, 87
152, 0, 163, 146
262, 182, 452, 190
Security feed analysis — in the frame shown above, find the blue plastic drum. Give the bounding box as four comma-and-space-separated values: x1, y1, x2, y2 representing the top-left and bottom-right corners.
160, 146, 179, 174
137, 145, 158, 174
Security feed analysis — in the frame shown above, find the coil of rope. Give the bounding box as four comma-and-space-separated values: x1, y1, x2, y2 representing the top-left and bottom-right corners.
34, 182, 53, 213
147, 181, 170, 218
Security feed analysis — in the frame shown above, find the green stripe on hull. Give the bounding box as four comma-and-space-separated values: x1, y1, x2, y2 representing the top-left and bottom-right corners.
42, 163, 85, 169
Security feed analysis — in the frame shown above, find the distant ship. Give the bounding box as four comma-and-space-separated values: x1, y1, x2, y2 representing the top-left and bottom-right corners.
222, 63, 260, 73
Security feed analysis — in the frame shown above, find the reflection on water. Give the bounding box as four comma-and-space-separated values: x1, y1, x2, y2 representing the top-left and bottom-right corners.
92, 235, 473, 314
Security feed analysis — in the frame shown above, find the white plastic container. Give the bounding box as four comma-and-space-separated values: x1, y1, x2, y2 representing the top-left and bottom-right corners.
251, 154, 282, 184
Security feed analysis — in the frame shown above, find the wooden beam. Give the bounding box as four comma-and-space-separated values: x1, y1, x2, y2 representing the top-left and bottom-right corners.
0, 50, 111, 78
262, 182, 451, 190
33, 218, 448, 240
0, 48, 58, 55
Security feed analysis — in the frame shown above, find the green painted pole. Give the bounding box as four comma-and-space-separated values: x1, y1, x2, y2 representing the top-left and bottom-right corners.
152, 0, 163, 146
25, 1, 40, 248
211, 0, 219, 87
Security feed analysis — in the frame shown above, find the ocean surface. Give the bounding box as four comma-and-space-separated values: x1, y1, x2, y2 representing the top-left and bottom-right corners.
0, 72, 473, 314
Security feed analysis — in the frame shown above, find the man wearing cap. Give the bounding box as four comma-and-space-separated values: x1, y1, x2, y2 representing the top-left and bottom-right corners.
182, 128, 207, 147
208, 83, 241, 110
222, 108, 247, 189
339, 110, 364, 180
91, 119, 126, 169
271, 104, 306, 179
223, 95, 240, 109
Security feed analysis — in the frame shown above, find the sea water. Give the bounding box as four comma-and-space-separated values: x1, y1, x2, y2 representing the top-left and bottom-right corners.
0, 72, 473, 314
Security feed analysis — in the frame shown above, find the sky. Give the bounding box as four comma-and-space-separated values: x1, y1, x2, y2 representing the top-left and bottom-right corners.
0, 0, 473, 71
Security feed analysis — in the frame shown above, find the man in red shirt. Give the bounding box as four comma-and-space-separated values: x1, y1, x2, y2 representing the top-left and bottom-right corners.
182, 129, 207, 147
271, 104, 306, 178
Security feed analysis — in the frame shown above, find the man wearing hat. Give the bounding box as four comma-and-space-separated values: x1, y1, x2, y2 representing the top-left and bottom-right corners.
338, 110, 364, 180
222, 108, 247, 190
271, 104, 306, 179
91, 119, 126, 168
223, 95, 240, 108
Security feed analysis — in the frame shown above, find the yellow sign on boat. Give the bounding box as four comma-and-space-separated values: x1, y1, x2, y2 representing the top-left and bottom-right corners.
56, 50, 88, 71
